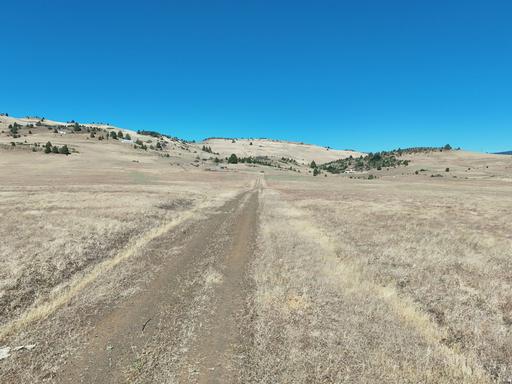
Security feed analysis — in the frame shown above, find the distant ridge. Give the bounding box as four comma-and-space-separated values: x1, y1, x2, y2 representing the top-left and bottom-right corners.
494, 151, 512, 155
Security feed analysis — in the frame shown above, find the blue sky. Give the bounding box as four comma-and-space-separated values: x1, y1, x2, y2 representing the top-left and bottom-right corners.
1, 0, 511, 152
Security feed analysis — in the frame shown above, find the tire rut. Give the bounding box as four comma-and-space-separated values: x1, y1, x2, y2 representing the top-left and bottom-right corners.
56, 186, 259, 383
178, 189, 259, 383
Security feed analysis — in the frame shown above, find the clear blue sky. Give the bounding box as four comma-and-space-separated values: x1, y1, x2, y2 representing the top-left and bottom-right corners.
1, 0, 511, 152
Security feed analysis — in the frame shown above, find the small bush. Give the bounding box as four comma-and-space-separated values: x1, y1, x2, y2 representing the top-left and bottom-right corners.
59, 145, 70, 155
228, 154, 238, 164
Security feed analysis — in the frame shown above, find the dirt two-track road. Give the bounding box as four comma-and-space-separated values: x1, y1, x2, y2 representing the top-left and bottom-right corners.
57, 180, 262, 383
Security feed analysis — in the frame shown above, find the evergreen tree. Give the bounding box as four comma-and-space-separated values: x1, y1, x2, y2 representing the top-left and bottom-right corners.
228, 154, 238, 164
59, 145, 70, 155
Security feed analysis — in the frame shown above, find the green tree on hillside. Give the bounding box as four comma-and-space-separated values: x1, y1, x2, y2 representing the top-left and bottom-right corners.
228, 154, 238, 164
59, 145, 71, 155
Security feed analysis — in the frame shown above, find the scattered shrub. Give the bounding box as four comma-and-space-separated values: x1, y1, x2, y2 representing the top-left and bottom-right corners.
228, 154, 238, 164
59, 145, 70, 155
43, 141, 70, 155
319, 151, 410, 174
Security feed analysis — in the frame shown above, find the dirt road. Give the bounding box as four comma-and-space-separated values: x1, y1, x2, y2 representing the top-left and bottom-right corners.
57, 186, 260, 383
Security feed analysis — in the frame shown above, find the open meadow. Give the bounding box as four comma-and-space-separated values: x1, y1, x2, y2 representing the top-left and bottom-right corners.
1, 116, 511, 383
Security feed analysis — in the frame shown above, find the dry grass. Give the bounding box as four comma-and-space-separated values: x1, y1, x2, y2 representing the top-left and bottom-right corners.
0, 125, 253, 342
2, 115, 512, 383
201, 138, 363, 165
245, 169, 512, 383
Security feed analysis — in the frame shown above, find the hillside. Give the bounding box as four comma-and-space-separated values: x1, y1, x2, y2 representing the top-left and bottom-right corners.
2, 114, 510, 182
201, 138, 364, 165
2, 113, 512, 383
0, 115, 364, 177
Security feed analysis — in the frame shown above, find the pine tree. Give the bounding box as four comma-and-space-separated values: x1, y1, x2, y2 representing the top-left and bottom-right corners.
59, 145, 70, 155
228, 154, 238, 164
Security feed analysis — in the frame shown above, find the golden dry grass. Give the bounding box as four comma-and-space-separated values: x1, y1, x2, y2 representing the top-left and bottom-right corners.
246, 166, 512, 383
2, 114, 512, 383
201, 138, 363, 165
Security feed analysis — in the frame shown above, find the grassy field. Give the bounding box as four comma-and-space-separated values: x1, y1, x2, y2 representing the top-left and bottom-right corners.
247, 167, 512, 383
1, 115, 512, 383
